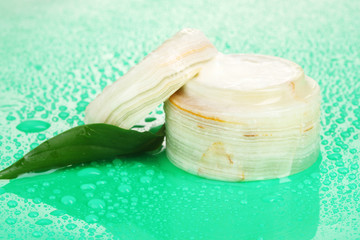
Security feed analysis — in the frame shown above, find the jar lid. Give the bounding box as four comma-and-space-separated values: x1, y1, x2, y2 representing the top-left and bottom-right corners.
85, 28, 217, 129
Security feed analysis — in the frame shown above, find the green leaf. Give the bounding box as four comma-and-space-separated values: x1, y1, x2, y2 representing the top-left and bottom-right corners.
0, 124, 165, 179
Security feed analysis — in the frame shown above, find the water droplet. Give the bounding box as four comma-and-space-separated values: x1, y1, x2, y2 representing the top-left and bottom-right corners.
96, 180, 107, 185
76, 101, 89, 112
80, 183, 96, 191
85, 192, 94, 198
335, 161, 344, 167
61, 195, 76, 205
304, 179, 312, 185
37, 133, 46, 140
350, 148, 358, 154
323, 179, 331, 186
132, 125, 145, 129
118, 184, 132, 194
146, 169, 155, 175
59, 106, 67, 111
349, 174, 357, 180
327, 153, 342, 161
66, 223, 77, 230
30, 142, 39, 149
77, 168, 101, 177
50, 209, 66, 216
6, 115, 16, 121
88, 199, 106, 209
5, 217, 17, 225
262, 195, 283, 203
34, 65, 42, 70
106, 212, 118, 219
35, 106, 45, 111
140, 176, 152, 184
59, 112, 70, 120
321, 140, 328, 145
7, 200, 18, 208
28, 211, 39, 218
311, 172, 321, 179
322, 187, 329, 191
16, 120, 50, 133
32, 231, 43, 238
85, 214, 99, 223
338, 167, 349, 175
279, 177, 291, 183
27, 187, 36, 193
351, 163, 359, 170
35, 219, 53, 226
145, 117, 156, 122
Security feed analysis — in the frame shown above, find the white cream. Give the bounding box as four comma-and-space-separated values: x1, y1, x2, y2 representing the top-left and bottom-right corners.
193, 53, 304, 91
182, 53, 312, 108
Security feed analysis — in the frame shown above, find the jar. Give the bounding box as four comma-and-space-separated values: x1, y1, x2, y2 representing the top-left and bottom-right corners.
165, 53, 320, 181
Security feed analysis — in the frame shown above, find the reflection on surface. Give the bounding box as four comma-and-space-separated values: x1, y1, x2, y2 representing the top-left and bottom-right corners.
3, 153, 321, 239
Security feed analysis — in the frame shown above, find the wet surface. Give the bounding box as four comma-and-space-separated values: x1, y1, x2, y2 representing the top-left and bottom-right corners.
0, 0, 359, 239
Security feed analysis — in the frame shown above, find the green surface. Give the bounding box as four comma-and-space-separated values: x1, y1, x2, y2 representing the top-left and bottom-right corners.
0, 0, 359, 239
